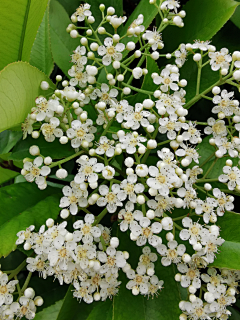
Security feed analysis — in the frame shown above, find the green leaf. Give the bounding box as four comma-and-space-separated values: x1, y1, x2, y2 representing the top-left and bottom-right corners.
0, 62, 55, 133
212, 20, 240, 53
231, 5, 240, 28
57, 0, 80, 15
0, 130, 22, 154
34, 300, 63, 320
49, 0, 80, 76
0, 167, 19, 185
30, 3, 54, 76
0, 0, 48, 70
163, 0, 240, 53
210, 211, 240, 270
0, 183, 60, 257
10, 134, 74, 161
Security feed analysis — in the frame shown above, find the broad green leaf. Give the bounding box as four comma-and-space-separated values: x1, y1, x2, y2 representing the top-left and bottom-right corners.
10, 135, 74, 161
49, 0, 79, 76
231, 5, 240, 28
0, 130, 22, 154
0, 167, 19, 185
0, 62, 55, 133
0, 183, 60, 257
163, 0, 240, 53
34, 300, 63, 320
30, 3, 54, 76
210, 211, 240, 270
57, 0, 80, 15
0, 0, 48, 70
212, 20, 240, 53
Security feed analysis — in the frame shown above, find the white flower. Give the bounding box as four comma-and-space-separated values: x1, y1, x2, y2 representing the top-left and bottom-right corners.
120, 133, 147, 154
209, 48, 232, 71
109, 15, 127, 29
98, 246, 126, 275
98, 38, 125, 66
180, 217, 206, 245
74, 243, 97, 269
59, 184, 88, 215
212, 89, 235, 116
195, 197, 218, 223
118, 202, 143, 232
155, 92, 184, 115
157, 241, 186, 266
159, 114, 183, 140
215, 136, 236, 157
147, 195, 175, 217
22, 115, 34, 139
177, 263, 201, 289
67, 119, 96, 148
199, 234, 224, 263
71, 46, 87, 66
96, 136, 115, 157
102, 166, 115, 180
182, 121, 201, 144
74, 4, 92, 22
73, 281, 93, 304
124, 103, 150, 130
175, 44, 187, 67
94, 84, 119, 104
109, 100, 133, 123
126, 269, 150, 295
16, 225, 35, 245
153, 67, 179, 92
219, 166, 240, 191
128, 14, 145, 36
14, 295, 37, 319
41, 117, 63, 142
177, 185, 197, 208
23, 157, 50, 188
68, 66, 88, 88
138, 246, 157, 273
130, 217, 162, 247
186, 166, 203, 184
0, 273, 18, 306
75, 156, 104, 184
144, 27, 163, 51
118, 174, 144, 203
97, 184, 123, 213
213, 188, 234, 216
136, 164, 148, 177
26, 255, 48, 278
147, 165, 177, 195
181, 298, 210, 319
33, 97, 59, 121
192, 40, 211, 51
175, 143, 200, 164
73, 214, 101, 243
161, 0, 180, 13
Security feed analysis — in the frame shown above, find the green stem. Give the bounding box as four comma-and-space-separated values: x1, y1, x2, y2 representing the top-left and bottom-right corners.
202, 157, 218, 179
100, 235, 107, 251
199, 151, 216, 168
93, 208, 108, 226
21, 272, 32, 294
196, 178, 219, 183
49, 150, 84, 168
196, 56, 202, 95
8, 259, 27, 281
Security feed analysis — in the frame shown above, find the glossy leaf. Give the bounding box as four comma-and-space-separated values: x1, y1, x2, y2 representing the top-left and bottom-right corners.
0, 183, 60, 257
0, 130, 22, 154
0, 0, 48, 70
30, 3, 54, 76
0, 62, 54, 133
163, 0, 240, 53
0, 167, 19, 185
10, 134, 74, 161
49, 0, 79, 76
34, 300, 63, 320
231, 5, 240, 28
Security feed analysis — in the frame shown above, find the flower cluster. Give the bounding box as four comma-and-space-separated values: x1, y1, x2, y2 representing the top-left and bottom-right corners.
15, 1, 240, 320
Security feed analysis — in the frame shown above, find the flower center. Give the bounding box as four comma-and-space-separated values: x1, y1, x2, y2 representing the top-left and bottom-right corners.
156, 174, 166, 184
142, 227, 152, 238
124, 211, 134, 223
228, 171, 236, 181
167, 249, 177, 259
107, 46, 116, 56
76, 128, 86, 138
107, 257, 115, 266
106, 192, 116, 203
212, 122, 225, 134
31, 167, 40, 177
82, 225, 91, 235
133, 112, 142, 121
0, 286, 8, 294
190, 225, 200, 235
59, 248, 67, 258
84, 165, 93, 175
164, 78, 171, 85
166, 121, 175, 130
216, 55, 225, 64
124, 183, 135, 195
